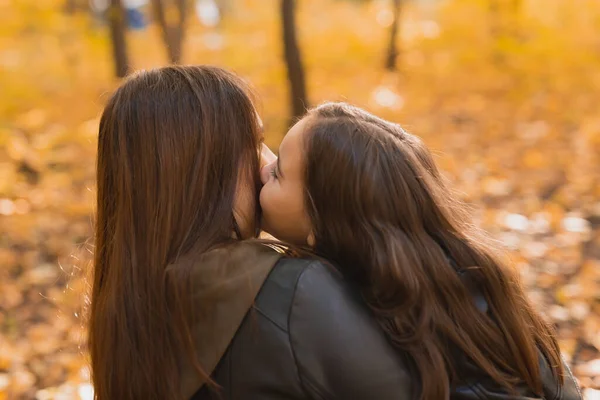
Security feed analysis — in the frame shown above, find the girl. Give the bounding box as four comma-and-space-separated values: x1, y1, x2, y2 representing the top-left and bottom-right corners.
260, 102, 581, 400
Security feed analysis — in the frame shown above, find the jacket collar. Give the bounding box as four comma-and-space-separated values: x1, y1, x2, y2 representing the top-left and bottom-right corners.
178, 241, 283, 399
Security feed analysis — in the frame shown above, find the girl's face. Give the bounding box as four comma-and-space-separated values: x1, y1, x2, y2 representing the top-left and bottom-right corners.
259, 118, 313, 244
233, 122, 278, 239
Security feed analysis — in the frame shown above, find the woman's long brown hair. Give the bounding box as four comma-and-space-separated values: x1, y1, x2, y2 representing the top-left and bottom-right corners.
89, 66, 262, 399
302, 102, 564, 400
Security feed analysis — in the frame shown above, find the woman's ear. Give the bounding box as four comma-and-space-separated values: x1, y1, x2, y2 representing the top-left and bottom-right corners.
307, 231, 316, 247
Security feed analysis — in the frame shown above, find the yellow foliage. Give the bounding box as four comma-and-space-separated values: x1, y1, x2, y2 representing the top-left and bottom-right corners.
1, 0, 600, 397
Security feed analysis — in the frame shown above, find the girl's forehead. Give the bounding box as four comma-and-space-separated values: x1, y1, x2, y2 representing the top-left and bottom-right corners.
279, 117, 311, 175
282, 117, 310, 148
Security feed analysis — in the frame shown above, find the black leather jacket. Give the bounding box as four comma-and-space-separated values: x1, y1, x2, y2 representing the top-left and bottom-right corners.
192, 257, 582, 400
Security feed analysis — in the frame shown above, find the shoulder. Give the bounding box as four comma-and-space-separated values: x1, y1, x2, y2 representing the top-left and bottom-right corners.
253, 255, 386, 339
252, 257, 343, 333
255, 257, 414, 399
258, 257, 384, 337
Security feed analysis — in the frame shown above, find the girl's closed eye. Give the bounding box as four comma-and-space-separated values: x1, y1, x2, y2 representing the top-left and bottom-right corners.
270, 166, 278, 179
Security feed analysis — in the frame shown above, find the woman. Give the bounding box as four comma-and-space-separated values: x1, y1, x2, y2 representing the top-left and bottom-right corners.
89, 66, 413, 400
259, 102, 582, 400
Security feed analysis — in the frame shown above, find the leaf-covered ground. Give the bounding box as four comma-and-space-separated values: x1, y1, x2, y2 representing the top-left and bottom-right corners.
1, 0, 599, 398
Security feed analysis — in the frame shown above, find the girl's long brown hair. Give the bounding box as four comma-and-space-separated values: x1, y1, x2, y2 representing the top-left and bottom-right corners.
302, 102, 564, 400
89, 66, 262, 399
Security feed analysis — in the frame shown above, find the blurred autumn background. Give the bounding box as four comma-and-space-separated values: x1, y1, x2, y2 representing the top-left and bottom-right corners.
1, 0, 600, 398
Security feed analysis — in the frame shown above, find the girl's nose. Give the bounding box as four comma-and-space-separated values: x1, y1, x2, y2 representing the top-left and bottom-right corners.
260, 144, 277, 184
260, 143, 277, 168
260, 161, 275, 185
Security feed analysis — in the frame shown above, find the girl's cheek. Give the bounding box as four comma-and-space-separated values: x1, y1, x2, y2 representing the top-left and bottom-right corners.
259, 186, 271, 210
261, 185, 280, 212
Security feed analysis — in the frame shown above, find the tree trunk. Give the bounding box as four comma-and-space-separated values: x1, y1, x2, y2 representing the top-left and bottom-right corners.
64, 0, 76, 14
385, 0, 402, 71
281, 0, 308, 121
108, 0, 129, 78
152, 0, 187, 64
